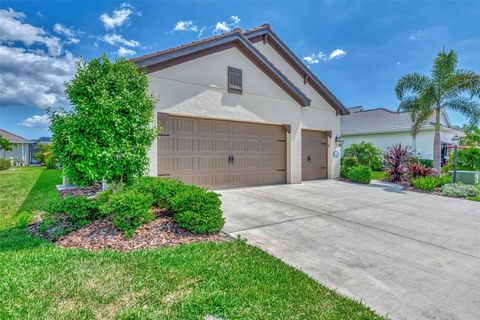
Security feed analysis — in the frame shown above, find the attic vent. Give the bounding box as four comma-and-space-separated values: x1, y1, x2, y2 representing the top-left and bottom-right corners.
228, 67, 243, 94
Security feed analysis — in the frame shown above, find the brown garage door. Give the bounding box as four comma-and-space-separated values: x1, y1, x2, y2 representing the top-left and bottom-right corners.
302, 129, 328, 180
157, 116, 286, 189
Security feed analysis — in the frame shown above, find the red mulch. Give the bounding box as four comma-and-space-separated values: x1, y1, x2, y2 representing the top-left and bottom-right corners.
35, 210, 229, 252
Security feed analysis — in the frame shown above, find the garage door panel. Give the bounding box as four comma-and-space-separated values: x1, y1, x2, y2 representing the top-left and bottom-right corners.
302, 130, 328, 181
157, 115, 286, 189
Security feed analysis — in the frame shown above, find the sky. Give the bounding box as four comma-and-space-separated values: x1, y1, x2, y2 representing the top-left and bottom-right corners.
0, 0, 479, 139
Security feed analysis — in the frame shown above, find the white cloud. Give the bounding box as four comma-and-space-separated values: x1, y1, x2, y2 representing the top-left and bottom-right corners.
173, 20, 198, 32
198, 27, 206, 38
0, 8, 62, 55
329, 49, 346, 59
101, 33, 139, 47
117, 46, 135, 56
408, 30, 426, 41
303, 49, 346, 65
213, 16, 241, 34
19, 115, 50, 127
53, 23, 80, 44
100, 3, 138, 30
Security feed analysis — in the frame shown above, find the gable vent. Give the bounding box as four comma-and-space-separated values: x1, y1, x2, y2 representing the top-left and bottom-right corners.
228, 66, 243, 94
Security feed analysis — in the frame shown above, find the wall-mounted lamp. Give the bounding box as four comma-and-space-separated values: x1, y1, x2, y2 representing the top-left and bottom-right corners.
335, 135, 344, 148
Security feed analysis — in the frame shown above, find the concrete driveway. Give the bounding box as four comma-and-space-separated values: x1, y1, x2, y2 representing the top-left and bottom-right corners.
220, 180, 480, 320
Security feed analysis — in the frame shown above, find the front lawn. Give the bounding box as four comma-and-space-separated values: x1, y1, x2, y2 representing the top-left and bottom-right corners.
0, 167, 384, 319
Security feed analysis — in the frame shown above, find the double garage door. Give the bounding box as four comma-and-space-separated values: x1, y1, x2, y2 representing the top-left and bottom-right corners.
157, 116, 287, 189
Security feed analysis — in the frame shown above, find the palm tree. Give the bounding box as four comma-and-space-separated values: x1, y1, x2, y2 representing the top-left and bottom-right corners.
395, 49, 480, 173
0, 136, 13, 158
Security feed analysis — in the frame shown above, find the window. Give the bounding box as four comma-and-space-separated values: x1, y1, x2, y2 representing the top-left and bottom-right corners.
228, 67, 242, 94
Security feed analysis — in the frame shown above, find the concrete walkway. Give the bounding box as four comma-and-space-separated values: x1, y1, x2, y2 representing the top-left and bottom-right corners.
220, 180, 480, 320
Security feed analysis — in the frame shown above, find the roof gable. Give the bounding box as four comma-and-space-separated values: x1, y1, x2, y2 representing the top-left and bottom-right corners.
131, 29, 311, 107
243, 25, 349, 115
0, 129, 32, 143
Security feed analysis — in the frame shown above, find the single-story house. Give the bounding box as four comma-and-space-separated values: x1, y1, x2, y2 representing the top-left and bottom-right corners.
341, 106, 464, 162
0, 129, 32, 166
131, 24, 348, 189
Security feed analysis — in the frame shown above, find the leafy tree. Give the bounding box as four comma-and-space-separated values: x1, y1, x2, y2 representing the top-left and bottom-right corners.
0, 136, 13, 158
460, 123, 480, 146
343, 142, 383, 170
395, 49, 480, 173
51, 54, 158, 192
34, 143, 53, 164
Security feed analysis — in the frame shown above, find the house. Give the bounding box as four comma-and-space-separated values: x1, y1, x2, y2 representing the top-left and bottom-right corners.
0, 129, 32, 166
131, 24, 348, 189
341, 106, 464, 162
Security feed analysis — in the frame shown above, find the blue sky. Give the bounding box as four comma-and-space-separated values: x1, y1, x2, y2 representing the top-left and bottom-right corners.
1, 0, 479, 139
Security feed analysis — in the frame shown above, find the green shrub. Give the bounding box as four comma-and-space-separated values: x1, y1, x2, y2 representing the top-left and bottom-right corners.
0, 159, 11, 170
346, 166, 372, 184
411, 175, 451, 191
456, 147, 480, 171
441, 183, 479, 198
171, 185, 224, 234
418, 159, 433, 168
102, 190, 154, 238
343, 142, 383, 170
45, 156, 57, 169
129, 177, 185, 209
39, 196, 102, 240
341, 156, 358, 178
95, 189, 113, 205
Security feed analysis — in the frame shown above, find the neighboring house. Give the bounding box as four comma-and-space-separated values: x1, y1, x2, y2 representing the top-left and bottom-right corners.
0, 129, 32, 166
131, 24, 348, 189
341, 106, 464, 162
31, 137, 51, 163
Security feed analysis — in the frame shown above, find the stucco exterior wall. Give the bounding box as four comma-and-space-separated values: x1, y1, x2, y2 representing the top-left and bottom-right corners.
3, 143, 31, 165
146, 46, 342, 183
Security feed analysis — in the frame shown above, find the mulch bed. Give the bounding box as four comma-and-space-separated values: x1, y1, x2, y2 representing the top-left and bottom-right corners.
28, 210, 230, 252
59, 183, 102, 198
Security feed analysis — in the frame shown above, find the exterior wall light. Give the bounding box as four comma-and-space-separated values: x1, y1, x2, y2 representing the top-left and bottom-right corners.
335, 135, 344, 148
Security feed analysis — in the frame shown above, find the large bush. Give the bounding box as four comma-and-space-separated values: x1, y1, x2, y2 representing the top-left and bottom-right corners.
384, 144, 415, 182
441, 183, 479, 198
102, 190, 154, 238
343, 142, 382, 170
0, 159, 11, 170
50, 55, 158, 192
39, 196, 102, 240
456, 147, 480, 171
346, 166, 372, 184
411, 175, 451, 191
170, 185, 224, 234
129, 177, 184, 209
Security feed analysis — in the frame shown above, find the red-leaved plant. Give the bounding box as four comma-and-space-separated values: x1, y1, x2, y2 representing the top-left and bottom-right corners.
408, 162, 438, 178
384, 144, 415, 182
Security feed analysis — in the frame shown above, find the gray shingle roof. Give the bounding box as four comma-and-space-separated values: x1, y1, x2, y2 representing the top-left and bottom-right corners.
341, 108, 450, 135
0, 129, 32, 143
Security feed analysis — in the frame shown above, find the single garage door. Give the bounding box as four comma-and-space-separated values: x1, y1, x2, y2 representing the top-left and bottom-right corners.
302, 129, 328, 180
157, 116, 286, 189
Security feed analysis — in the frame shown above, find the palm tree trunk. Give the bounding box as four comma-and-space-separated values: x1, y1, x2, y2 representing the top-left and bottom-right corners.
433, 107, 442, 175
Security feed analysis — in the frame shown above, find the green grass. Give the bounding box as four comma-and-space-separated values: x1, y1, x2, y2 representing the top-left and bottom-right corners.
371, 171, 386, 181
0, 167, 384, 320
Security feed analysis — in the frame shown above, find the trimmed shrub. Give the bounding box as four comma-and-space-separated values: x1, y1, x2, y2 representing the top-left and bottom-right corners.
341, 156, 358, 178
170, 185, 224, 234
39, 196, 102, 240
129, 177, 185, 209
441, 183, 479, 198
0, 159, 11, 170
102, 190, 154, 238
411, 175, 451, 191
347, 166, 372, 184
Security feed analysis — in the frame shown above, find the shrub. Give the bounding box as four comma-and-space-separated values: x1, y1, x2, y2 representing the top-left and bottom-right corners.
343, 142, 383, 170
418, 159, 433, 168
411, 175, 451, 191
103, 190, 154, 238
95, 189, 113, 205
129, 177, 185, 209
346, 166, 372, 184
341, 156, 358, 178
384, 144, 415, 182
441, 183, 479, 198
39, 196, 102, 240
409, 162, 437, 178
0, 159, 11, 170
170, 185, 224, 234
456, 147, 480, 171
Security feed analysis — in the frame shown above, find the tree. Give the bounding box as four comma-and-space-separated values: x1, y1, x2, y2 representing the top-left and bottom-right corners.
0, 136, 13, 158
395, 49, 480, 173
343, 142, 383, 170
34, 143, 57, 169
460, 123, 480, 146
51, 54, 157, 192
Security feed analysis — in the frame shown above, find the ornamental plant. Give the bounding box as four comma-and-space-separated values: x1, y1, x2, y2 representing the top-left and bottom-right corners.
50, 54, 158, 192
384, 144, 415, 182
408, 162, 437, 178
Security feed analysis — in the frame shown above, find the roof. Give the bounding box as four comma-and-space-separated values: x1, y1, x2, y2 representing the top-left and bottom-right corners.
131, 25, 347, 113
341, 107, 455, 136
0, 129, 32, 143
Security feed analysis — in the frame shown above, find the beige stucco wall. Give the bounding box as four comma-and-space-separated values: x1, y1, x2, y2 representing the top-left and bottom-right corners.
146, 46, 342, 183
